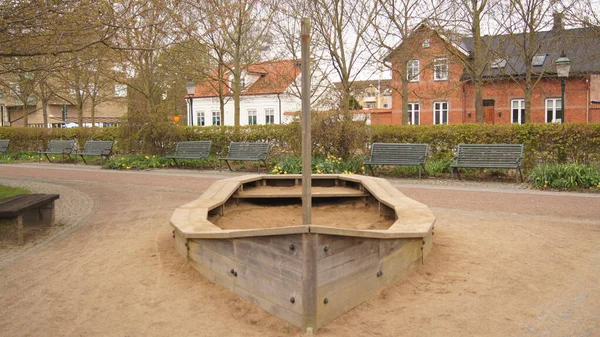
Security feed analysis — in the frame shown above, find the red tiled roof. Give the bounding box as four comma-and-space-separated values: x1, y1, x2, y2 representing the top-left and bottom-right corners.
193, 60, 301, 98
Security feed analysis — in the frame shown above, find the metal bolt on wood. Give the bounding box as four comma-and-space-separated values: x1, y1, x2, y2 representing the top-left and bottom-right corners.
289, 244, 295, 251
290, 297, 295, 303
377, 271, 383, 277
323, 298, 329, 304
185, 242, 189, 250
324, 245, 329, 252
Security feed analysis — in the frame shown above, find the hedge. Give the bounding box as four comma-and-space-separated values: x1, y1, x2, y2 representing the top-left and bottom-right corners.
1, 122, 599, 169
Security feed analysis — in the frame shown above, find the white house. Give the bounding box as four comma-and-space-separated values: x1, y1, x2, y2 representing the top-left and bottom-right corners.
188, 59, 312, 126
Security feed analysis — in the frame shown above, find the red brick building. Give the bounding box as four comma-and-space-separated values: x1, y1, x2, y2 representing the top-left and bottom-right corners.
380, 19, 600, 125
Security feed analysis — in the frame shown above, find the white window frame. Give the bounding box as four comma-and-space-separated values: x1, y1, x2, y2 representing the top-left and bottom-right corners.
265, 108, 275, 124
511, 99, 525, 124
545, 98, 562, 123
422, 39, 430, 48
247, 109, 257, 125
408, 102, 420, 125
434, 58, 449, 81
407, 60, 420, 82
433, 101, 448, 125
212, 111, 221, 126
197, 111, 205, 126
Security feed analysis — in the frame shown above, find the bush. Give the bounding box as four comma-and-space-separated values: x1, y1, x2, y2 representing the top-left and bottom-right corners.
270, 155, 364, 175
528, 163, 600, 189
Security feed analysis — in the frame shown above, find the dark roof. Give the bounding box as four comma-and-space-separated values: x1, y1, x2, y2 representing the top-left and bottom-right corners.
460, 27, 600, 80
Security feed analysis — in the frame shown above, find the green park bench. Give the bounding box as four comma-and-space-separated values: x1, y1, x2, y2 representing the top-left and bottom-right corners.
450, 144, 524, 182
76, 140, 114, 165
363, 143, 429, 178
219, 142, 270, 173
164, 141, 212, 167
38, 140, 76, 163
0, 139, 9, 156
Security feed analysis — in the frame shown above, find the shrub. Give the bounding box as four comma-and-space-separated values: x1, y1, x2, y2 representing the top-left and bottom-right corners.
528, 163, 600, 189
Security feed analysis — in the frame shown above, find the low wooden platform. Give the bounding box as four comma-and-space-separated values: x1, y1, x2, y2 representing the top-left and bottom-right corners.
0, 194, 60, 245
233, 185, 369, 198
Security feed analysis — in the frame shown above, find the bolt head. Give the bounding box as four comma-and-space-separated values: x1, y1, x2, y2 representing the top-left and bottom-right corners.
289, 244, 295, 250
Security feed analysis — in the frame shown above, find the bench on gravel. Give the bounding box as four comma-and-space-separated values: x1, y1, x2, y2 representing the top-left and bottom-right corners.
0, 194, 60, 245
0, 139, 9, 156
76, 140, 114, 165
39, 140, 76, 163
363, 143, 429, 178
450, 144, 524, 182
219, 142, 270, 173
164, 141, 212, 167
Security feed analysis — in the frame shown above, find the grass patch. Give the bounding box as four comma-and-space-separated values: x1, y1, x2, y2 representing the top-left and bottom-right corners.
0, 185, 30, 199
528, 163, 600, 190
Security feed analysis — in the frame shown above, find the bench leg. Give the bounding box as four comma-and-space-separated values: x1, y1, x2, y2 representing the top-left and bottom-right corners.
44, 153, 52, 163
450, 167, 454, 180
418, 166, 422, 179
368, 165, 375, 176
517, 168, 524, 183
0, 215, 24, 246
224, 160, 233, 172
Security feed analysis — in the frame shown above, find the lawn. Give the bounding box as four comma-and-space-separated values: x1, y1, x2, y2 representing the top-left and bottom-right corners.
0, 185, 30, 199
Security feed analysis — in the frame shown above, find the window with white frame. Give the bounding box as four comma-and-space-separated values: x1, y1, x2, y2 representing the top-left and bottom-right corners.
248, 109, 257, 125
114, 84, 127, 97
511, 99, 525, 124
408, 103, 420, 125
197, 111, 205, 126
433, 101, 448, 124
407, 60, 420, 82
422, 39, 430, 48
434, 58, 449, 81
545, 98, 562, 123
265, 108, 275, 124
212, 111, 221, 126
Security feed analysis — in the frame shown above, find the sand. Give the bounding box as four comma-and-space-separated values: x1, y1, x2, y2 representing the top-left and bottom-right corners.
0, 164, 599, 337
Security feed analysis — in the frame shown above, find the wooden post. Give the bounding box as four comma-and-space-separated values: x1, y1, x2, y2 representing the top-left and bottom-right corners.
300, 17, 317, 333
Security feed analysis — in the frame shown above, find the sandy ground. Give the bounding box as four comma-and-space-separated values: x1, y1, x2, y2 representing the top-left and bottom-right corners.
211, 199, 393, 230
0, 163, 599, 337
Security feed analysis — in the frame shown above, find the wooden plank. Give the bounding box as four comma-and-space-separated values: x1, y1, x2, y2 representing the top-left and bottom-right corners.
235, 285, 303, 328
174, 232, 188, 257
194, 238, 234, 259
317, 280, 380, 329
234, 239, 303, 285
187, 259, 235, 292
188, 240, 237, 285
317, 260, 381, 308
318, 251, 380, 286
237, 234, 304, 259
317, 235, 370, 260
302, 233, 318, 331
234, 263, 303, 314
317, 238, 379, 273
233, 186, 368, 199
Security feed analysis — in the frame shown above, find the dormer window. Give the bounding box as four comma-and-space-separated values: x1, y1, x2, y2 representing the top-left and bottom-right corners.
532, 54, 547, 66
491, 58, 507, 69
423, 39, 430, 48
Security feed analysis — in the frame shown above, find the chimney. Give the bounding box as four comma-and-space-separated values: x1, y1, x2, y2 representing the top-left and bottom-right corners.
552, 12, 564, 31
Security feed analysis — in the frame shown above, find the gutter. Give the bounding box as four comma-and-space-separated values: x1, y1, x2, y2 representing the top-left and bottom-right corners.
586, 76, 590, 123
277, 93, 282, 124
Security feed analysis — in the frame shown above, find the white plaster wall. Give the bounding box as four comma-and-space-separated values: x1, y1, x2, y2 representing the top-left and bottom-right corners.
192, 93, 301, 126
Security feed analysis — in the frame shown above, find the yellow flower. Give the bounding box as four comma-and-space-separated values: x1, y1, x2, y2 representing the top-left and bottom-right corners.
145, 156, 149, 159
317, 170, 321, 174
361, 166, 365, 171
284, 171, 287, 174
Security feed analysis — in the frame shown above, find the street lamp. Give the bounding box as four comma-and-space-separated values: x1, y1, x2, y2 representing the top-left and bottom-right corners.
186, 80, 195, 126
555, 53, 570, 124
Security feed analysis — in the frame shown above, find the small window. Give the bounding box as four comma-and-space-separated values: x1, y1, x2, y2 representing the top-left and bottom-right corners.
490, 58, 507, 69
407, 60, 420, 82
532, 54, 546, 67
265, 108, 275, 124
511, 99, 525, 124
483, 100, 495, 107
212, 111, 221, 126
433, 101, 448, 125
422, 39, 430, 48
114, 84, 127, 97
546, 98, 562, 123
248, 109, 257, 125
408, 103, 420, 125
197, 111, 205, 126
434, 58, 449, 81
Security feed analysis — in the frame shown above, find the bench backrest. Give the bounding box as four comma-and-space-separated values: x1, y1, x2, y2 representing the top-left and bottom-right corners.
82, 140, 114, 155
174, 141, 212, 157
46, 140, 76, 153
455, 144, 523, 167
0, 139, 9, 153
369, 143, 428, 165
226, 142, 270, 160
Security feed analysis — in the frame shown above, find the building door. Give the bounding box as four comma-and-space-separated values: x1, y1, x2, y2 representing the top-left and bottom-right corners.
483, 100, 495, 124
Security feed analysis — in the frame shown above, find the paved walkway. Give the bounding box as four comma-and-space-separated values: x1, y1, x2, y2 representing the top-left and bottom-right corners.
0, 163, 598, 337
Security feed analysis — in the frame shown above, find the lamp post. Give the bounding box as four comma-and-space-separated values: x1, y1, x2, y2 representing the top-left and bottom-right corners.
186, 81, 195, 126
555, 53, 570, 124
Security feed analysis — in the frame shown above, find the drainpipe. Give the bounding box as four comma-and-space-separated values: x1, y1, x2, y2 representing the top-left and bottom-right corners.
462, 82, 467, 123
586, 76, 590, 123
277, 93, 282, 124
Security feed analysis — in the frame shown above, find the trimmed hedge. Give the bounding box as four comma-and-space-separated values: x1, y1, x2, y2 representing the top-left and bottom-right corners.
1, 122, 599, 169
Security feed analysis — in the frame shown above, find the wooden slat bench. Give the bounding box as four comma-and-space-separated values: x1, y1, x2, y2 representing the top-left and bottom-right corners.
450, 144, 524, 182
363, 143, 429, 178
0, 194, 60, 245
219, 142, 270, 173
0, 139, 9, 155
164, 141, 212, 167
39, 140, 76, 163
76, 140, 114, 165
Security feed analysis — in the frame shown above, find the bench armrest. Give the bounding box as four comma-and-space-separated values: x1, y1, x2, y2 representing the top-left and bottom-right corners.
100, 149, 112, 155
62, 148, 73, 154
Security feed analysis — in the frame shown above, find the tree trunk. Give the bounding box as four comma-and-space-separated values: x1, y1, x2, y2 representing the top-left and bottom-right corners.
42, 99, 49, 127
22, 104, 28, 126
233, 56, 241, 126
91, 98, 96, 127
474, 80, 484, 123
